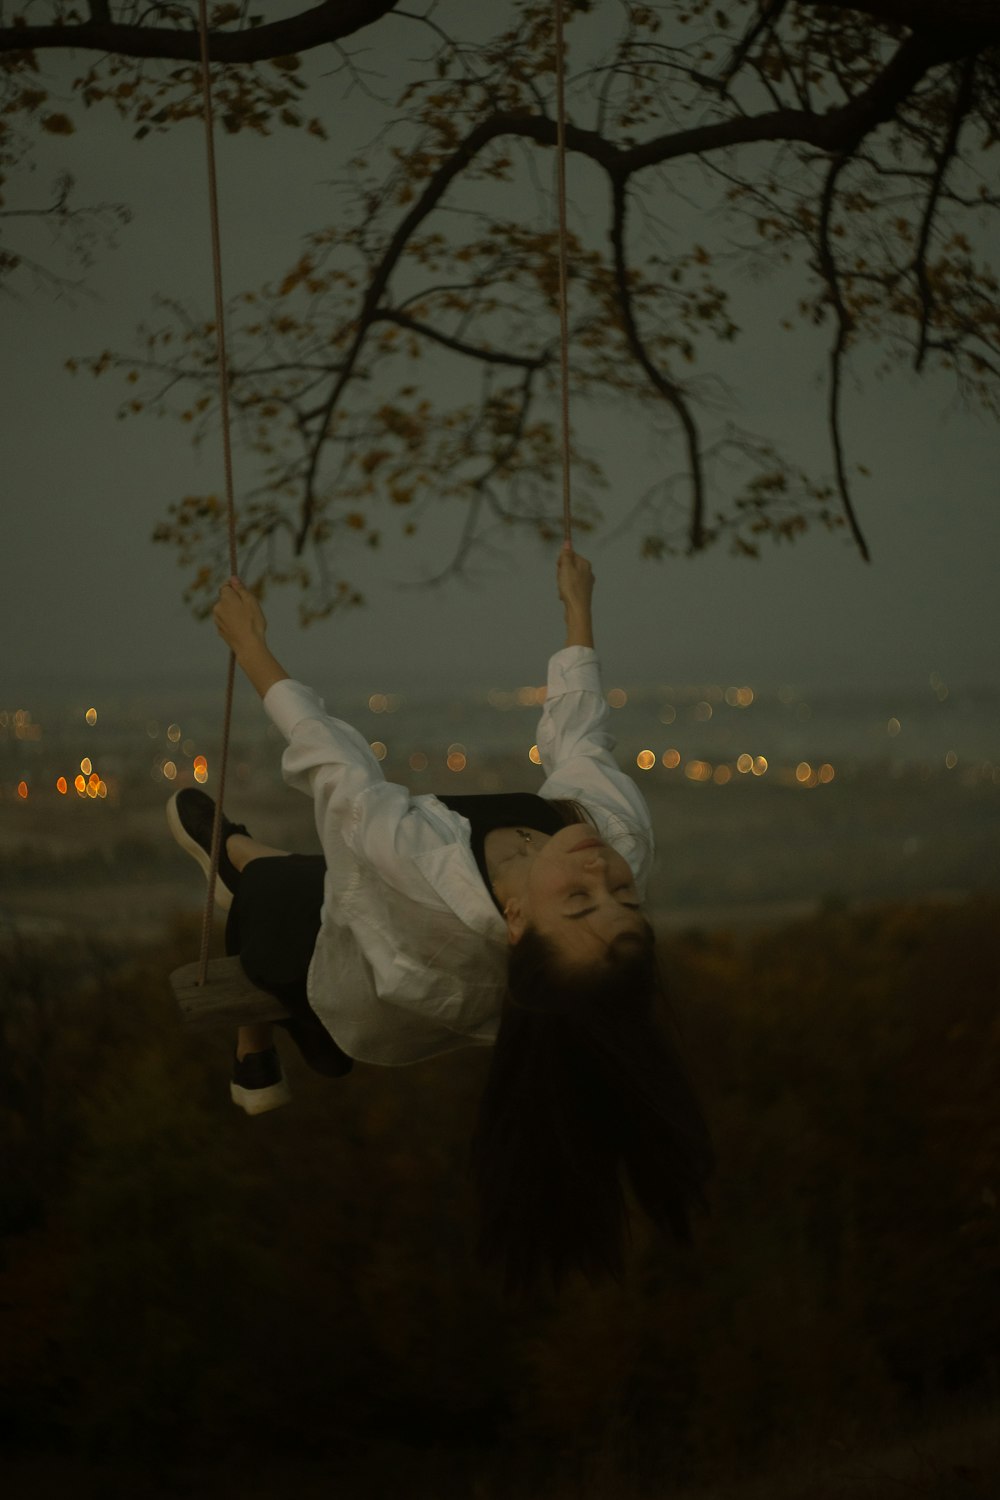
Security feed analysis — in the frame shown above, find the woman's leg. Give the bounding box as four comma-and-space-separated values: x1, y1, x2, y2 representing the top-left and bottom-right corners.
227, 833, 290, 1057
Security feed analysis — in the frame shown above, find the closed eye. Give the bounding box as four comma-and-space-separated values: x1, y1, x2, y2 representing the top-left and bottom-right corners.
565, 897, 641, 921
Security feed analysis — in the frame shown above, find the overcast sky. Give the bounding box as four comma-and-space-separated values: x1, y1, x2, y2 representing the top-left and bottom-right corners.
4, 9, 998, 701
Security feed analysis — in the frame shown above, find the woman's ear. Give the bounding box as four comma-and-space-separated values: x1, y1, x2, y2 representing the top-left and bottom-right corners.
504, 901, 527, 946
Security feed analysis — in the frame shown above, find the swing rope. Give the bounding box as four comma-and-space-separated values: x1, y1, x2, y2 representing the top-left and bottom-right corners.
187, 0, 575, 989
194, 0, 239, 987
554, 0, 573, 549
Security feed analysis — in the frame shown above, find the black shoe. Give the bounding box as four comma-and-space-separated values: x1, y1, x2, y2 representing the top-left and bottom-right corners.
167, 788, 249, 912
230, 1046, 292, 1115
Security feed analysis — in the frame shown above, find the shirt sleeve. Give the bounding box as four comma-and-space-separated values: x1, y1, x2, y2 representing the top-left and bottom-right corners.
535, 646, 655, 867
263, 678, 387, 846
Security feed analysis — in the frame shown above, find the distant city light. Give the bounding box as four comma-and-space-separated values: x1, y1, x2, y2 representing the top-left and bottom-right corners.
684, 759, 713, 782
85, 707, 98, 726
662, 748, 681, 769
636, 750, 656, 771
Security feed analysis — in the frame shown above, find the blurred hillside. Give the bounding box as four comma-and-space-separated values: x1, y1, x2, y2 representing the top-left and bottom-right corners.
1, 898, 998, 1496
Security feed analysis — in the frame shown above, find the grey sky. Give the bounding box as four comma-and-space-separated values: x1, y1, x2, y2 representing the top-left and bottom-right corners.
4, 11, 998, 702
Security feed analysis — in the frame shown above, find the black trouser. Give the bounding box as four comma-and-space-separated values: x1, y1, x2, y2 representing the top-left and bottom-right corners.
224, 853, 352, 1077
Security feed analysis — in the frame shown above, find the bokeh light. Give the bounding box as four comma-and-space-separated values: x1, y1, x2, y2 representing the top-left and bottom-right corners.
737, 753, 754, 774
56, 776, 68, 795
167, 724, 182, 744
945, 750, 958, 769
75, 774, 86, 794
752, 756, 768, 776
163, 761, 178, 780
85, 707, 98, 726
447, 751, 467, 772
819, 764, 835, 783
607, 688, 627, 709
408, 752, 428, 772
17, 780, 28, 799
528, 745, 541, 765
693, 700, 713, 721
80, 757, 92, 776
370, 741, 388, 762
887, 717, 901, 737
659, 704, 676, 724
714, 765, 732, 784
636, 750, 656, 771
662, 748, 681, 769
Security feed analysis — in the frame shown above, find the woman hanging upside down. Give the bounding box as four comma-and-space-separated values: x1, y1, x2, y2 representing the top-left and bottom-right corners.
168, 543, 714, 1292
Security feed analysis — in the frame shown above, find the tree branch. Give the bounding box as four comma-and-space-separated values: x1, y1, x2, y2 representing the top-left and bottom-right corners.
913, 57, 976, 371
817, 154, 871, 563
0, 1, 401, 61
610, 176, 705, 553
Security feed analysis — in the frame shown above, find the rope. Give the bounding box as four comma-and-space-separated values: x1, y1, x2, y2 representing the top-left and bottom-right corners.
195, 0, 239, 986
553, 0, 573, 549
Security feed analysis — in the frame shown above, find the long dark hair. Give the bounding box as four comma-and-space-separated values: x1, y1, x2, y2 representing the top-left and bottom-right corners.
470, 922, 715, 1296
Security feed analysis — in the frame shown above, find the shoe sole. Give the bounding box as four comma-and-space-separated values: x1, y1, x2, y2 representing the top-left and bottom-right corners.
230, 1077, 292, 1115
166, 791, 235, 912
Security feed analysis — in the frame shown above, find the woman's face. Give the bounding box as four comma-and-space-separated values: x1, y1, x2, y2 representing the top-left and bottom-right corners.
497, 823, 647, 964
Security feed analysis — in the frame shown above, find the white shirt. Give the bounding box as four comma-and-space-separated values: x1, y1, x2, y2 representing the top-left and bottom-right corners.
263, 646, 655, 1065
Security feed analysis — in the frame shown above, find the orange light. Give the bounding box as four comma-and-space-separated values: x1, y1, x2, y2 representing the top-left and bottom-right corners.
447, 752, 467, 772
370, 741, 388, 762
167, 724, 182, 744
819, 764, 835, 783
684, 760, 713, 782
194, 766, 208, 784
795, 762, 812, 783
97, 781, 108, 799
85, 707, 98, 726
737, 753, 753, 774
636, 750, 656, 771
86, 782, 98, 799
75, 774, 87, 794
80, 757, 92, 775
17, 780, 28, 799
163, 761, 178, 781
713, 765, 732, 784
56, 776, 68, 795
88, 772, 100, 787
408, 751, 428, 772
528, 745, 541, 765
752, 756, 768, 776
661, 748, 681, 769
193, 755, 208, 771
607, 688, 627, 709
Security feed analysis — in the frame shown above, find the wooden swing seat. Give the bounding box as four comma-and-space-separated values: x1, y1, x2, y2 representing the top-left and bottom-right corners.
169, 955, 290, 1029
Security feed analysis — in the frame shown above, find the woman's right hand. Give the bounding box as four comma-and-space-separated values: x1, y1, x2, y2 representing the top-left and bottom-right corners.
213, 576, 268, 657
557, 544, 595, 619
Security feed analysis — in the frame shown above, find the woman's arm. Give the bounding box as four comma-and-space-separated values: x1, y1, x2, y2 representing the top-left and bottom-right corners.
558, 543, 595, 649
212, 578, 289, 699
